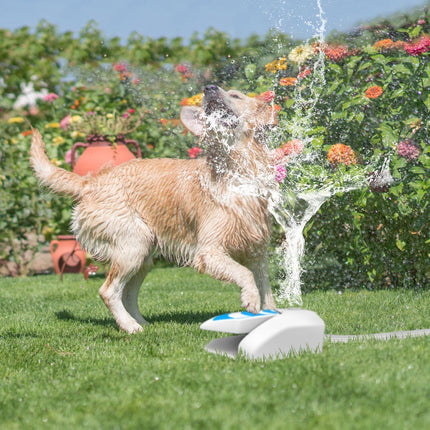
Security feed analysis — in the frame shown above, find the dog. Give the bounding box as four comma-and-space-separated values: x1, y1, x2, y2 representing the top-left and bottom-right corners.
31, 85, 278, 333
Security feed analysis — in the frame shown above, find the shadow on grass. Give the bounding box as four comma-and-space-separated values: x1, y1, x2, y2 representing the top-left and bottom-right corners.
55, 309, 118, 330
0, 331, 39, 339
56, 308, 233, 328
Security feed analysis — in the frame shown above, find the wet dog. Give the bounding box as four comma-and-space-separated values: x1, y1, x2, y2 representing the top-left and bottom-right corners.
31, 85, 278, 333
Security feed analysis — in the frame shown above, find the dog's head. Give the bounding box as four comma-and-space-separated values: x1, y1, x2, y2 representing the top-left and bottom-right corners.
180, 85, 278, 144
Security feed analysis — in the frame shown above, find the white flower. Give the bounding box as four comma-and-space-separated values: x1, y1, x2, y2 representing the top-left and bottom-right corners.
288, 45, 314, 64
13, 82, 48, 109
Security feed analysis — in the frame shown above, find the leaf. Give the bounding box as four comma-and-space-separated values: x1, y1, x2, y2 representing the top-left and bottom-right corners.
393, 63, 411, 75
424, 95, 430, 111
410, 167, 426, 175
379, 123, 397, 148
396, 239, 406, 251
358, 61, 372, 71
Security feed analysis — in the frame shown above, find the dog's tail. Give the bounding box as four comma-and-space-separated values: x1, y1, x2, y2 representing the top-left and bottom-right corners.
30, 129, 88, 199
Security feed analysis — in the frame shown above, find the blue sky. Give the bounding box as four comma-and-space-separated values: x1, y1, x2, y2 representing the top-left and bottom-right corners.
0, 0, 427, 41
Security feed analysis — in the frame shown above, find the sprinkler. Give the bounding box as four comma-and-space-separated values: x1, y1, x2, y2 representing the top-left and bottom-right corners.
201, 308, 325, 360
201, 310, 430, 360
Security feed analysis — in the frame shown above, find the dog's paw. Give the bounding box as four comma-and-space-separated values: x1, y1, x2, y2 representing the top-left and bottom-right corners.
241, 291, 261, 314
122, 321, 144, 334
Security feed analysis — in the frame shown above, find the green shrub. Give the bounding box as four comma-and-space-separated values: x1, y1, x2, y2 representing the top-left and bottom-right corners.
0, 11, 428, 286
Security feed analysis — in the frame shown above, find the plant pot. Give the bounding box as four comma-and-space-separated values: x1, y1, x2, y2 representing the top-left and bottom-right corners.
71, 134, 141, 176
49, 235, 86, 275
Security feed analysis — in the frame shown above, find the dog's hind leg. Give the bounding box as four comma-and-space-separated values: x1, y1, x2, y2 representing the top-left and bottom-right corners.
194, 251, 261, 313
99, 263, 145, 333
246, 253, 275, 310
122, 256, 152, 325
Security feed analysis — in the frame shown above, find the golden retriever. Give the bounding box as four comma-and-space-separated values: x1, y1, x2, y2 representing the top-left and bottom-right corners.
31, 85, 278, 333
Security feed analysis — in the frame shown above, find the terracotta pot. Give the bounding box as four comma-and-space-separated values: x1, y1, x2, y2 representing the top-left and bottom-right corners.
50, 235, 86, 275
71, 134, 141, 176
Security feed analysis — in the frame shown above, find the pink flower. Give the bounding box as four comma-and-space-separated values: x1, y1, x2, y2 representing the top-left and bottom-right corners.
397, 139, 421, 160
404, 34, 430, 56
60, 115, 72, 130
44, 93, 59, 102
123, 113, 129, 118
275, 164, 287, 182
65, 149, 72, 165
188, 146, 202, 158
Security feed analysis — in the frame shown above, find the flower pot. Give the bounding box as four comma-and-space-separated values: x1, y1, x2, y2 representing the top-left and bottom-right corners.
50, 235, 86, 275
71, 134, 141, 176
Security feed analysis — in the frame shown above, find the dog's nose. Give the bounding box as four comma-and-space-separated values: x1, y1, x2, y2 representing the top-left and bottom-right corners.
204, 85, 219, 94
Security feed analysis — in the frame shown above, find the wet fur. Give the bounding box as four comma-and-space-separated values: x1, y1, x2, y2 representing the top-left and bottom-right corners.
30, 87, 278, 333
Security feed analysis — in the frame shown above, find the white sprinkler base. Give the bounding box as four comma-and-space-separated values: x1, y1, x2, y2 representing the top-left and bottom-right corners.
200, 308, 325, 360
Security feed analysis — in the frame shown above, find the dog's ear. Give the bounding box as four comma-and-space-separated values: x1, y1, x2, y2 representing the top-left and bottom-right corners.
180, 106, 205, 136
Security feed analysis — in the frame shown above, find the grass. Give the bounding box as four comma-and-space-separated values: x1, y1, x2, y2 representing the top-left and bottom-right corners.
0, 267, 429, 430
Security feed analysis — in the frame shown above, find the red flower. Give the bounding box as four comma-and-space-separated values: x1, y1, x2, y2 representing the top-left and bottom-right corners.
113, 62, 128, 73
128, 108, 135, 114
188, 146, 202, 158
175, 64, 190, 74
257, 91, 276, 103
297, 68, 312, 79
404, 34, 430, 56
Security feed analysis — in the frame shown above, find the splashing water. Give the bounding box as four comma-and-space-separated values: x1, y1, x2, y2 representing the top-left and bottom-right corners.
266, 0, 370, 305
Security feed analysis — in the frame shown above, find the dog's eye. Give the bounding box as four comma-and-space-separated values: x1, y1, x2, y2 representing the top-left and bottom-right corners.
230, 94, 241, 99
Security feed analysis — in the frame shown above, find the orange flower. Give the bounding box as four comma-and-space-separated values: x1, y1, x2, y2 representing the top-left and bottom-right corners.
365, 86, 383, 99
324, 45, 349, 62
272, 147, 285, 164
282, 139, 304, 157
373, 39, 405, 51
279, 77, 297, 86
327, 144, 357, 167
21, 130, 33, 137
257, 91, 276, 103
159, 118, 168, 126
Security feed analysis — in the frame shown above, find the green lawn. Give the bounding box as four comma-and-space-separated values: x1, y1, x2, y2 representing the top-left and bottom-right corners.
0, 268, 429, 429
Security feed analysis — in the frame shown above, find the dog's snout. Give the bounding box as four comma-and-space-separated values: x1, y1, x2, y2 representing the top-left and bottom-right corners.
204, 85, 219, 94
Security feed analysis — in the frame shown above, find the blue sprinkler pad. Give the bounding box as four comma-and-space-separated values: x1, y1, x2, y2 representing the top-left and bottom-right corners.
213, 309, 278, 321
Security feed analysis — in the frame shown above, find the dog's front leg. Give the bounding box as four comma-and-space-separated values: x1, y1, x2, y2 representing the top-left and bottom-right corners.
194, 251, 261, 313
99, 263, 144, 334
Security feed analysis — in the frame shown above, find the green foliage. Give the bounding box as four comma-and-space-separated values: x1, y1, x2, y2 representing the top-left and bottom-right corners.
239, 20, 429, 291
0, 11, 429, 287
